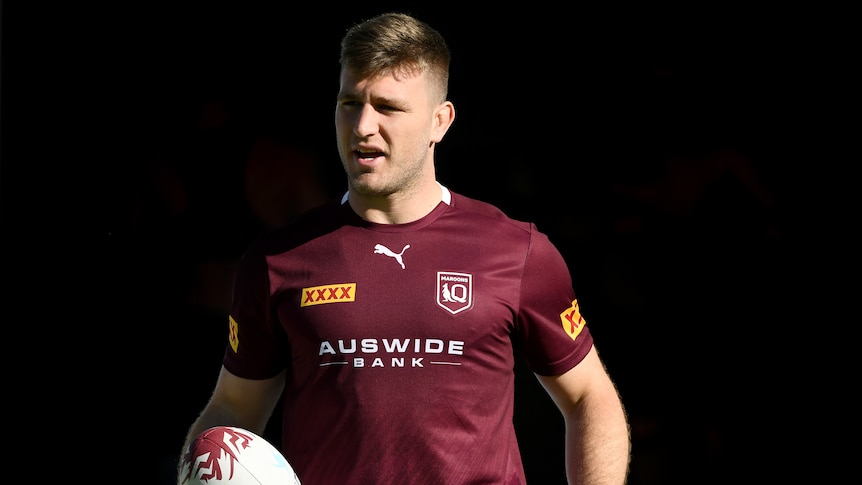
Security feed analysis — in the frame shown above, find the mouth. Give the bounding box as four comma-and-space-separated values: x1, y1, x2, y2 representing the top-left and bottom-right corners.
354, 148, 384, 164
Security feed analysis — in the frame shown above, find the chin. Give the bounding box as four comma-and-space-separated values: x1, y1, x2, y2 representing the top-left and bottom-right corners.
350, 178, 393, 198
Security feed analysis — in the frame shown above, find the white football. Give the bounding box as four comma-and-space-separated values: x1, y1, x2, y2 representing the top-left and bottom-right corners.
180, 426, 301, 484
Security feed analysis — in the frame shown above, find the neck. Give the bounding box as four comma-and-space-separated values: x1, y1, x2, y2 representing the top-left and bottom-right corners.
346, 180, 444, 224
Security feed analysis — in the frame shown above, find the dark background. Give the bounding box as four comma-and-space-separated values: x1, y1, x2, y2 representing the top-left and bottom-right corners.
2, 3, 848, 483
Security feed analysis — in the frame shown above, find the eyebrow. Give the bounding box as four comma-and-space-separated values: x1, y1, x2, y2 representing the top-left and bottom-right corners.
336, 90, 356, 101
337, 91, 403, 107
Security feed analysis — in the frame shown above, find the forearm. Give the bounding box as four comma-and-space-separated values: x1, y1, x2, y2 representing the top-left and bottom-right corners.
565, 395, 631, 485
176, 404, 241, 484
180, 404, 241, 453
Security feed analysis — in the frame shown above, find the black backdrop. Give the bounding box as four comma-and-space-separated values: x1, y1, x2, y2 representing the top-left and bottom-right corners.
3, 3, 844, 484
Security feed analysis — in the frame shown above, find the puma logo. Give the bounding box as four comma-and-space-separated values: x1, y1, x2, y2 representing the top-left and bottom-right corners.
374, 243, 410, 269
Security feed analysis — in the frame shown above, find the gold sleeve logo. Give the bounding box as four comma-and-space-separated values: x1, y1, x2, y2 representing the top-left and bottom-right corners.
229, 315, 239, 352
559, 299, 586, 340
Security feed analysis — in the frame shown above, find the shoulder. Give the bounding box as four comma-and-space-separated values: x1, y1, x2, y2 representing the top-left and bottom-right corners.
448, 190, 533, 233
448, 190, 568, 266
243, 196, 345, 260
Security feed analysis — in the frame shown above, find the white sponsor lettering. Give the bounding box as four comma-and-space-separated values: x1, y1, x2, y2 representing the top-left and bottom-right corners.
352, 357, 426, 367
319, 338, 464, 356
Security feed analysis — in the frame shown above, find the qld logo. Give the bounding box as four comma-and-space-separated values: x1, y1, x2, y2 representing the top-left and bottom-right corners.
436, 272, 473, 315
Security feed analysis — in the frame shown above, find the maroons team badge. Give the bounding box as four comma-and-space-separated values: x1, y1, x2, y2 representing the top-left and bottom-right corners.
436, 271, 473, 315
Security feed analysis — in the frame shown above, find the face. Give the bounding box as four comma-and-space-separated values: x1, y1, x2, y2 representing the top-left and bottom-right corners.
335, 68, 450, 198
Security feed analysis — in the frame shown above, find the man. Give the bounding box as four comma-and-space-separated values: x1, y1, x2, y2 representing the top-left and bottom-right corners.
179, 12, 630, 484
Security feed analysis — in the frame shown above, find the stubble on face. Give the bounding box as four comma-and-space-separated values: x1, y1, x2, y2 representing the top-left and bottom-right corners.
336, 70, 436, 200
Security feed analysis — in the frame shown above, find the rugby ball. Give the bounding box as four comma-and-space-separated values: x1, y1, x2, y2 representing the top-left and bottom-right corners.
180, 426, 301, 484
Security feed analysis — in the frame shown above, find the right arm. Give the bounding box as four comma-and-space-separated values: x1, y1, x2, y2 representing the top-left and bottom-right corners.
177, 366, 286, 481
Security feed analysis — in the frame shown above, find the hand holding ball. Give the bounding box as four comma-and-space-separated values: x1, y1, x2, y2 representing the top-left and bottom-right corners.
180, 426, 301, 484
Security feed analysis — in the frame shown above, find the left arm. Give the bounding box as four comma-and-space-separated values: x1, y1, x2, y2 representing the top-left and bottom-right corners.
536, 345, 631, 485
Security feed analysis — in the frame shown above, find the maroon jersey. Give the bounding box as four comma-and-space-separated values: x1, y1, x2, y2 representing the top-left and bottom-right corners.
224, 185, 593, 484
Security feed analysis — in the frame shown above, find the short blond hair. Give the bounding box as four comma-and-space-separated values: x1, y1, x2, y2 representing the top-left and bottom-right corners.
339, 12, 450, 103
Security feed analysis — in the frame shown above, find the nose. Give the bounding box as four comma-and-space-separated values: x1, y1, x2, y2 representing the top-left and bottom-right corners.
354, 104, 379, 138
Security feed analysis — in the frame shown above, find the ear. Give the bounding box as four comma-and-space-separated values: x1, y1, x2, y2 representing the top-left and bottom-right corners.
430, 101, 455, 143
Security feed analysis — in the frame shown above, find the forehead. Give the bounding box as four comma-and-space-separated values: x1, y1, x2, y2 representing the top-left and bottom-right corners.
338, 68, 429, 99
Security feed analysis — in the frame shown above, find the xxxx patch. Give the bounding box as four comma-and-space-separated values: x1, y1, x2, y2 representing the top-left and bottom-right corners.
229, 315, 239, 352
560, 299, 586, 340
301, 283, 357, 307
